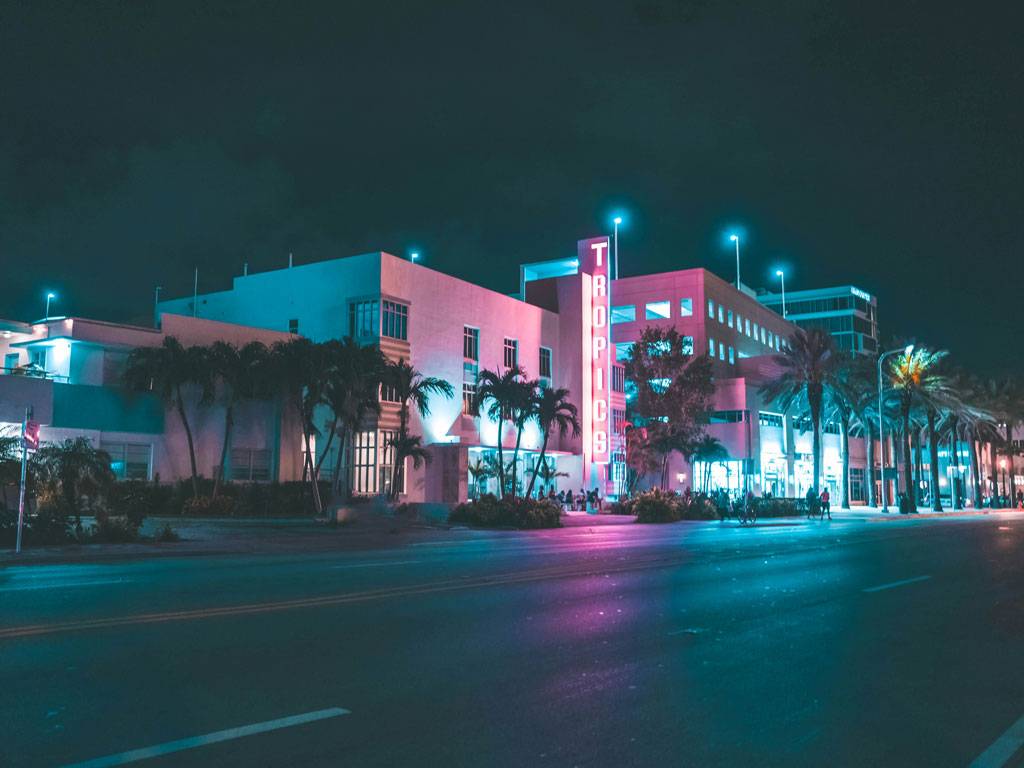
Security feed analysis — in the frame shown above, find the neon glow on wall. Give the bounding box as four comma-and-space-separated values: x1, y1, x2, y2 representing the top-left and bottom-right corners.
578, 235, 611, 465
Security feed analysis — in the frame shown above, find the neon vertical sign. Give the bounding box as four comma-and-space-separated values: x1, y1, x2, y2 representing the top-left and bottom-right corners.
578, 236, 611, 465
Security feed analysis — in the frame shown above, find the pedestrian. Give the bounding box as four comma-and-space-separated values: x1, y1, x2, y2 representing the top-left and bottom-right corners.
805, 486, 818, 518
820, 488, 831, 519
595, 488, 604, 513
548, 488, 557, 505
578, 488, 586, 512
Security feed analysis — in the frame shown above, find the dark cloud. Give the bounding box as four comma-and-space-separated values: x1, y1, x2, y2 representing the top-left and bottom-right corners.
1, 1, 1021, 369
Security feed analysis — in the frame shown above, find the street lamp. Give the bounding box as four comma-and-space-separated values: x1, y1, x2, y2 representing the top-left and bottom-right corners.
877, 344, 914, 512
153, 286, 162, 328
612, 215, 623, 280
44, 292, 56, 320
775, 269, 787, 318
730, 235, 740, 289
410, 251, 420, 263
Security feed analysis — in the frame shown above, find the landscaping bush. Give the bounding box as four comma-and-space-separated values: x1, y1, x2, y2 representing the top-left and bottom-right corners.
155, 524, 180, 542
753, 498, 802, 518
449, 494, 562, 529
182, 494, 239, 517
106, 481, 169, 528
90, 515, 142, 543
632, 488, 684, 523
168, 480, 329, 517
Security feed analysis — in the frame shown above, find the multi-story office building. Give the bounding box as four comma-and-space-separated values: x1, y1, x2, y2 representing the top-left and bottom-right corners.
758, 285, 879, 355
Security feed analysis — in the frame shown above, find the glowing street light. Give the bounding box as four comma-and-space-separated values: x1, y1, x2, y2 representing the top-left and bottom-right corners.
730, 234, 740, 289
612, 215, 623, 280
877, 344, 914, 512
410, 251, 420, 263
44, 292, 56, 320
775, 269, 787, 318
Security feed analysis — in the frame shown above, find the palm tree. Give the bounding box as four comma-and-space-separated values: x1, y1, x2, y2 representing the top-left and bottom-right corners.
525, 387, 580, 498
761, 329, 840, 498
31, 437, 115, 520
467, 457, 493, 499
268, 337, 330, 513
321, 340, 386, 500
383, 358, 454, 500
476, 366, 526, 498
124, 337, 206, 497
535, 460, 569, 494
957, 375, 1001, 508
206, 341, 270, 499
888, 347, 949, 513
839, 356, 883, 507
507, 378, 541, 497
691, 434, 727, 493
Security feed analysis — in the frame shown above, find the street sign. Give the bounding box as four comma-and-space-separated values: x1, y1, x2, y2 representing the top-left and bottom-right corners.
23, 420, 40, 451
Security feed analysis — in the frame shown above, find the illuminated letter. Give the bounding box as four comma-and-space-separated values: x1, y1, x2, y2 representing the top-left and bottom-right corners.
590, 241, 607, 267
593, 304, 606, 329
594, 335, 607, 359
595, 367, 604, 390
593, 274, 606, 297
594, 399, 607, 422
594, 431, 608, 454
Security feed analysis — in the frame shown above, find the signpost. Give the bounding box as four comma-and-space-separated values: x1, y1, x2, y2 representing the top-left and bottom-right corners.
16, 408, 37, 554
578, 236, 612, 467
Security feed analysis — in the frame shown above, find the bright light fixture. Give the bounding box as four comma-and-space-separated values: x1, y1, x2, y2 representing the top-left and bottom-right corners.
730, 234, 738, 242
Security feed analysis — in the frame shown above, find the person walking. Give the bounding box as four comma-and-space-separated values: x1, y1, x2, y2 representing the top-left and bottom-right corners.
820, 488, 831, 519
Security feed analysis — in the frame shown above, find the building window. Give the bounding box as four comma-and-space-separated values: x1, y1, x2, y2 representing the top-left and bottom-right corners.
761, 327, 767, 344
745, 318, 751, 336
351, 430, 378, 494
539, 347, 552, 383
680, 298, 693, 317
753, 322, 759, 341
463, 326, 479, 360
615, 342, 634, 362
728, 346, 735, 364
228, 448, 271, 482
709, 338, 715, 356
759, 412, 784, 428
645, 301, 671, 320
612, 408, 626, 434
850, 468, 865, 502
463, 381, 477, 415
29, 348, 46, 369
612, 365, 626, 393
775, 336, 781, 351
288, 318, 299, 334
708, 299, 715, 318
611, 305, 636, 324
101, 442, 152, 480
727, 310, 734, 328
382, 300, 409, 340
719, 345, 725, 361
381, 382, 401, 403
735, 313, 742, 333
4, 352, 18, 372
681, 336, 694, 355
349, 299, 379, 338
709, 410, 744, 423
503, 338, 518, 369
379, 430, 405, 496
718, 306, 725, 323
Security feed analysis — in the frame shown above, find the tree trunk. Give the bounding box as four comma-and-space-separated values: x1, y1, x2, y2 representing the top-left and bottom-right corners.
302, 427, 323, 514
212, 402, 234, 501
1006, 422, 1017, 508
315, 422, 337, 479
969, 433, 983, 508
811, 415, 822, 496
901, 406, 915, 512
865, 421, 877, 507
176, 383, 200, 497
525, 432, 549, 499
331, 426, 349, 498
950, 422, 962, 510
927, 408, 942, 512
494, 417, 506, 499
914, 427, 924, 506
390, 405, 409, 502
840, 415, 851, 509
509, 421, 525, 499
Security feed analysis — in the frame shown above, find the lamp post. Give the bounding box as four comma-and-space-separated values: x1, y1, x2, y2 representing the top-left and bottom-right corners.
613, 216, 622, 280
153, 286, 162, 328
877, 344, 914, 512
775, 269, 787, 318
730, 235, 740, 289
410, 251, 419, 263
1000, 459, 1008, 507
44, 292, 56, 320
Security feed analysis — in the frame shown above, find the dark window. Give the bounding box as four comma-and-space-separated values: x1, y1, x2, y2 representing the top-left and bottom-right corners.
612, 365, 626, 393
503, 338, 518, 369
539, 347, 552, 380
288, 318, 299, 334
612, 408, 626, 434
381, 383, 400, 403
463, 326, 479, 360
349, 300, 379, 338
759, 412, 784, 428
709, 410, 745, 424
382, 300, 408, 340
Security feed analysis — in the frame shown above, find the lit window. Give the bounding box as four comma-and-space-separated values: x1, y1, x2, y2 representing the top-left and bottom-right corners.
708, 300, 715, 318
645, 301, 671, 320
681, 336, 694, 355
463, 326, 479, 360
615, 342, 634, 362
503, 338, 518, 369
760, 327, 767, 344
709, 338, 715, 356
718, 306, 724, 323
735, 313, 741, 332
719, 345, 725, 361
727, 310, 733, 328
775, 336, 781, 351
381, 300, 408, 340
728, 346, 735, 364
680, 298, 693, 317
227, 448, 271, 482
101, 442, 152, 480
745, 318, 751, 336
753, 322, 759, 341
611, 305, 636, 324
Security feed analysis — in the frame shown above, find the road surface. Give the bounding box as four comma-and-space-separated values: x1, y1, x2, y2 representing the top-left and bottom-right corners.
4, 512, 1024, 767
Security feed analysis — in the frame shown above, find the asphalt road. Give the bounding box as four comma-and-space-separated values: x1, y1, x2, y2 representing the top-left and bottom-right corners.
4, 512, 1024, 767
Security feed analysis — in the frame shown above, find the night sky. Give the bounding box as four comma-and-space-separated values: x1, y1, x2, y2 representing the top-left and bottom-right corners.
2, 2, 1021, 372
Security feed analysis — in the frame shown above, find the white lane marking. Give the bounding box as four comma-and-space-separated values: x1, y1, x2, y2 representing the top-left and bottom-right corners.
330, 560, 422, 569
970, 711, 1024, 768
0, 579, 133, 593
862, 575, 931, 593
63, 707, 350, 767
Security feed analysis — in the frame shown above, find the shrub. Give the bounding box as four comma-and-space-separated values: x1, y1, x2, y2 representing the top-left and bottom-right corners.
754, 498, 801, 518
182, 494, 239, 517
632, 489, 684, 523
449, 494, 562, 529
90, 515, 142, 543
106, 481, 168, 528
155, 524, 180, 542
